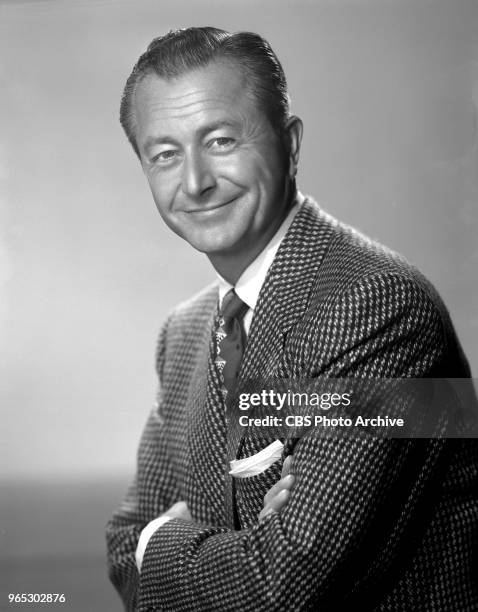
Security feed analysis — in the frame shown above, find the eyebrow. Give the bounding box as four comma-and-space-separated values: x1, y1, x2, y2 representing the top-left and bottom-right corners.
143, 120, 241, 152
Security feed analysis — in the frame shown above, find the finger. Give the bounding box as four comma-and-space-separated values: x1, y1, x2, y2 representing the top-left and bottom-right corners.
281, 455, 293, 478
268, 488, 291, 513
259, 489, 291, 520
263, 474, 294, 506
259, 505, 274, 520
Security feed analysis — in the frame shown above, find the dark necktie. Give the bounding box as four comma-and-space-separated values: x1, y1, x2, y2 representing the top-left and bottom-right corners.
214, 289, 249, 403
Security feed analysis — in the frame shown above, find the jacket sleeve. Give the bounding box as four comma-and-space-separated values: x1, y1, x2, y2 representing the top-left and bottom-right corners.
106, 316, 182, 611
134, 273, 454, 611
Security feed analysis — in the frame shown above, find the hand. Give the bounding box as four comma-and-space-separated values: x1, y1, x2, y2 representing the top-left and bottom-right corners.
259, 455, 294, 520
163, 501, 192, 521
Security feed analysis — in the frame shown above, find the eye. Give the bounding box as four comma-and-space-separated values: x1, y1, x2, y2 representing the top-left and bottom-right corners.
209, 137, 236, 151
151, 149, 178, 164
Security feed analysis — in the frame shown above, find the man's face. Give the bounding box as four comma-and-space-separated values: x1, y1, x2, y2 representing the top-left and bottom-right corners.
134, 60, 291, 262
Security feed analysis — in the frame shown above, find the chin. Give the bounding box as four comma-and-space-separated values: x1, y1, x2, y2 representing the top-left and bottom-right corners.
185, 231, 242, 257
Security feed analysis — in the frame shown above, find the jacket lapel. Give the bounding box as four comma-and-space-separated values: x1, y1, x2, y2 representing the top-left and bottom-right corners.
185, 291, 232, 527
225, 199, 337, 526
242, 198, 336, 381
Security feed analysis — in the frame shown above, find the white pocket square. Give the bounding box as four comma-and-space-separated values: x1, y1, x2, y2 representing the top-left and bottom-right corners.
229, 440, 284, 478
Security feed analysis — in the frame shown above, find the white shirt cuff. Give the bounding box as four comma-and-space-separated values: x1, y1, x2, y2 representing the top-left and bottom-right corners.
135, 515, 172, 572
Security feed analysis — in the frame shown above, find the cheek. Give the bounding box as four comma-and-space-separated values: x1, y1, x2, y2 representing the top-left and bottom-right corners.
148, 174, 177, 213
219, 151, 277, 189
247, 144, 285, 182
215, 155, 251, 185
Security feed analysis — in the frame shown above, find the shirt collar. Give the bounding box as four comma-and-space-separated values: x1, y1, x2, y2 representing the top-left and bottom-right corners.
217, 192, 304, 309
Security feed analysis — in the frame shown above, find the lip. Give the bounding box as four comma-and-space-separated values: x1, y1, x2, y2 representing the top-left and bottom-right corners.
181, 196, 238, 214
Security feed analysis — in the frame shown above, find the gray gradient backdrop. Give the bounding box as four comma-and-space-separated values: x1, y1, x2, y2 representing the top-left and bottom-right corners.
1, 0, 477, 609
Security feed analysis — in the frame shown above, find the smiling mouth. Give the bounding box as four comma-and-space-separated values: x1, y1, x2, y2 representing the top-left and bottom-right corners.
182, 196, 238, 214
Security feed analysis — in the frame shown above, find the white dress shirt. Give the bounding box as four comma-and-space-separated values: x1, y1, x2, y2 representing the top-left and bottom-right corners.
135, 194, 303, 572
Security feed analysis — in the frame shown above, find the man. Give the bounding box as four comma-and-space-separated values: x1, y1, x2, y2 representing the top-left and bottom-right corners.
106, 27, 477, 611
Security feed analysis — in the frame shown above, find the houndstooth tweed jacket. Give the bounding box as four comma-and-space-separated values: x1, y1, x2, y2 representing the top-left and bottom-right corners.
106, 197, 477, 611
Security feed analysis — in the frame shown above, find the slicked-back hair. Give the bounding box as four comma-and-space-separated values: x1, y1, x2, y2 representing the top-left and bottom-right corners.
120, 27, 290, 157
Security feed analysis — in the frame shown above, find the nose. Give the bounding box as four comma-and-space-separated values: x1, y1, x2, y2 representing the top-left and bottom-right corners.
181, 151, 216, 198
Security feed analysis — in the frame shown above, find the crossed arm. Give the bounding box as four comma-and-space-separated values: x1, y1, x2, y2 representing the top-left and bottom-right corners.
134, 455, 295, 572
158, 455, 294, 523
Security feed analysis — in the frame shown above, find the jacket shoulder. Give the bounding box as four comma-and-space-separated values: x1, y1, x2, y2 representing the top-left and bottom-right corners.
301, 198, 470, 375
304, 197, 443, 310
154, 282, 218, 378
169, 282, 218, 324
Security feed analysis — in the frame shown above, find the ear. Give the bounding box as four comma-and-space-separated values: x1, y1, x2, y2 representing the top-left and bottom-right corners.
284, 115, 303, 178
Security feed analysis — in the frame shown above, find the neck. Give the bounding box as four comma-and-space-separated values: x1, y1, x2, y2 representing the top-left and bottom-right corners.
208, 185, 296, 285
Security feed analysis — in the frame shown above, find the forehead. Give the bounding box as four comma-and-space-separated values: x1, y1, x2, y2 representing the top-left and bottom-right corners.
133, 61, 258, 137
137, 60, 248, 105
